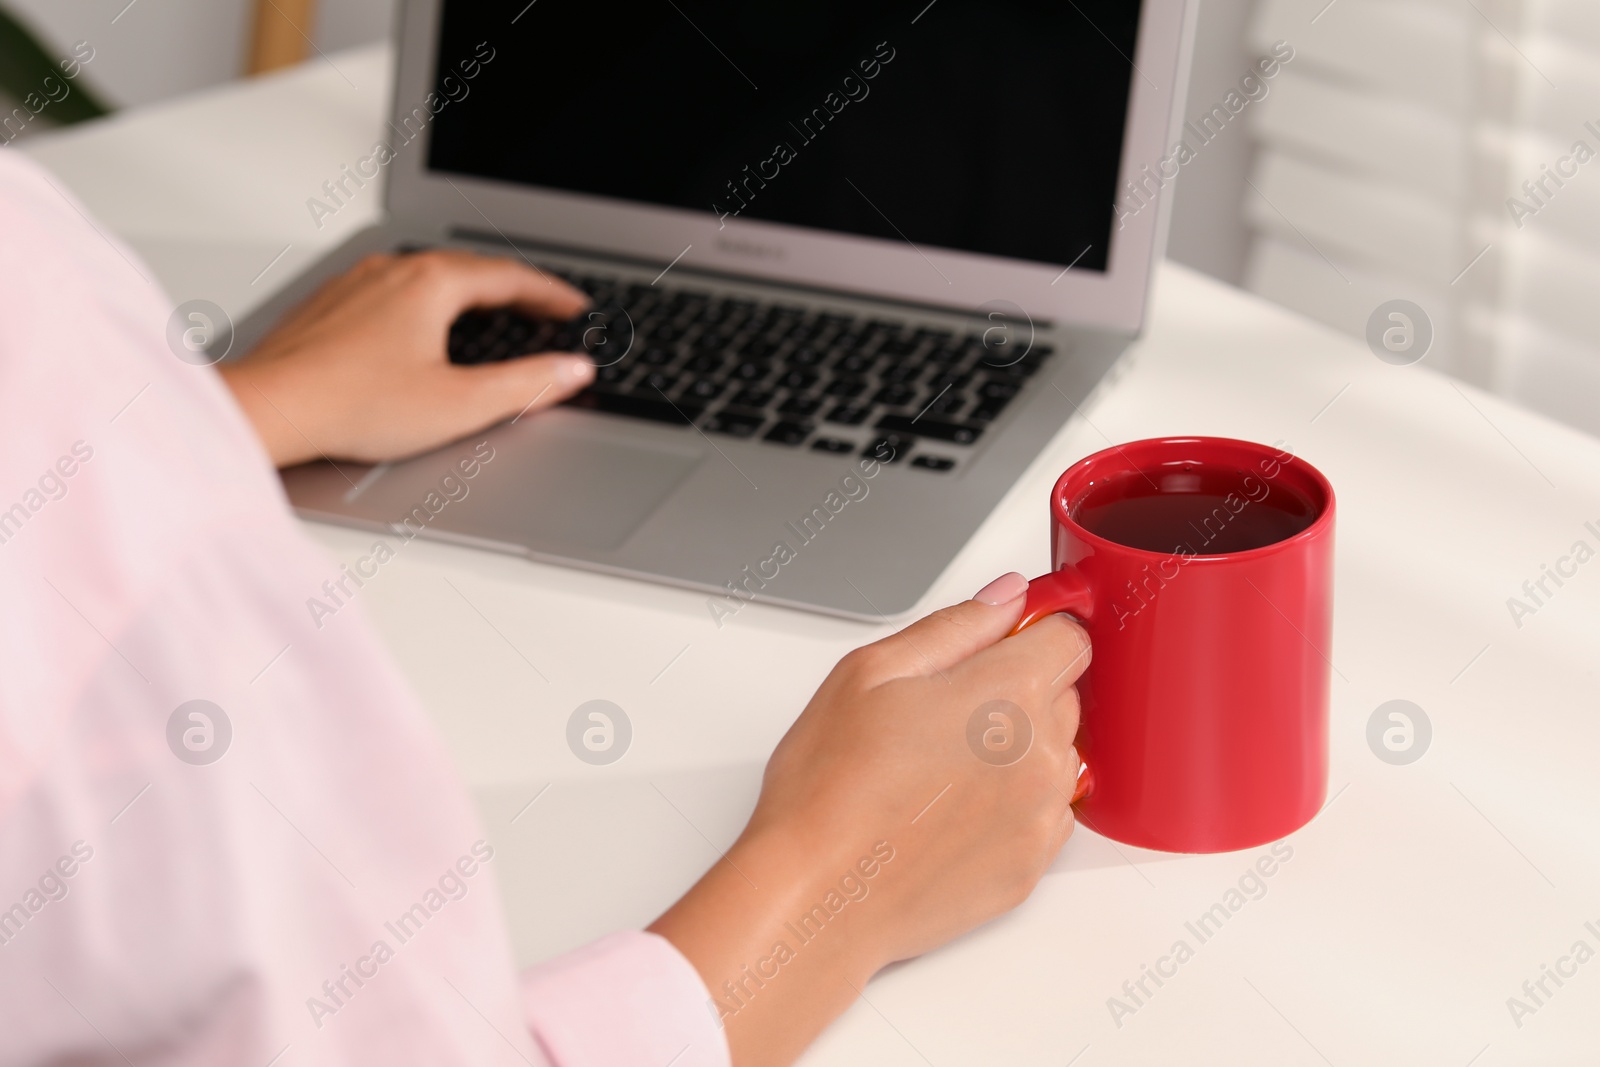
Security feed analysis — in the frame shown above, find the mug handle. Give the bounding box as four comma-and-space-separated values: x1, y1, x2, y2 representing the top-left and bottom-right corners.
1010, 568, 1096, 803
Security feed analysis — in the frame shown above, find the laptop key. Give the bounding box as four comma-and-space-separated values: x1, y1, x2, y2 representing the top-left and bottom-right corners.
626, 303, 661, 327
566, 390, 703, 425
825, 402, 872, 426
778, 395, 823, 416
923, 389, 967, 417
911, 455, 957, 472
763, 320, 800, 343
636, 371, 678, 394
980, 343, 1055, 377
926, 369, 974, 390
872, 383, 918, 407
969, 381, 1020, 420
763, 420, 813, 446
862, 433, 911, 463
685, 378, 726, 401
704, 410, 765, 438
969, 399, 1009, 422
824, 378, 867, 398
583, 332, 622, 360
832, 352, 874, 375
450, 309, 513, 363
874, 413, 984, 445
732, 386, 775, 408
811, 437, 854, 454
686, 352, 724, 373
778, 369, 819, 391
977, 378, 1021, 401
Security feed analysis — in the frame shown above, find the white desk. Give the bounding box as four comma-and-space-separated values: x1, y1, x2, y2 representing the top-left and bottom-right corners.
28, 45, 1600, 1065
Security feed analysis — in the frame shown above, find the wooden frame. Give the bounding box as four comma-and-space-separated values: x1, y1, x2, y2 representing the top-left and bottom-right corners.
247, 0, 318, 75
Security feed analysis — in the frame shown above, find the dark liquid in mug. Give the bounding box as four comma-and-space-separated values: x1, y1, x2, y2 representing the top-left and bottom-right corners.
1072, 464, 1318, 554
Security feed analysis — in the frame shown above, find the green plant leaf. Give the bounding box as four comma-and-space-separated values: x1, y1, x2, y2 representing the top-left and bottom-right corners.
0, 6, 112, 127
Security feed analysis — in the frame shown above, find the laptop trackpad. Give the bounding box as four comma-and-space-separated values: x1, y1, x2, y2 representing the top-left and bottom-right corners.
445, 423, 703, 551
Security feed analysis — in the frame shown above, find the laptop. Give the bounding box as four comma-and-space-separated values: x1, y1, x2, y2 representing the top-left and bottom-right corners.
239, 0, 1196, 621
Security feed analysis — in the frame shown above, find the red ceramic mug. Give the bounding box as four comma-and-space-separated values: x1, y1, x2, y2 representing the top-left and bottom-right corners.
1015, 437, 1335, 853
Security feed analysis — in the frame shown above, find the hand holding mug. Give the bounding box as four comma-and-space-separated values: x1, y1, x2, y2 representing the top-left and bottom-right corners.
651, 580, 1090, 1067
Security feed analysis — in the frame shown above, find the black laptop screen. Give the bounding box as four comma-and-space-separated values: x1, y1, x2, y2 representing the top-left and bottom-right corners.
424, 1, 1142, 272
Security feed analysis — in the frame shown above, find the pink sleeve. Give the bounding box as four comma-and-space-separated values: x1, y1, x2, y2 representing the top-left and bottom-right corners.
0, 149, 732, 1067
522, 931, 730, 1067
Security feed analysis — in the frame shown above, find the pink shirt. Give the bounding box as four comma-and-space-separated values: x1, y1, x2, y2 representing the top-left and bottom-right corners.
0, 150, 728, 1067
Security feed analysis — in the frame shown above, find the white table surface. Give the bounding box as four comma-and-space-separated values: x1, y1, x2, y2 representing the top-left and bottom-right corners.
27, 45, 1600, 1066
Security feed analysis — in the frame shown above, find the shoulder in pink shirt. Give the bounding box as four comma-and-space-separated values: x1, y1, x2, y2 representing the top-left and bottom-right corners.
0, 149, 727, 1067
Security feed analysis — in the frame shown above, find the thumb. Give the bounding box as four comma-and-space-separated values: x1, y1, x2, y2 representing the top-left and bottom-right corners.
859, 572, 1030, 682
452, 351, 595, 425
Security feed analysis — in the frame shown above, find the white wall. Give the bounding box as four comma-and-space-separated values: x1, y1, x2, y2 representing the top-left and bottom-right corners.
317, 0, 399, 54
3, 0, 395, 108
1165, 0, 1257, 286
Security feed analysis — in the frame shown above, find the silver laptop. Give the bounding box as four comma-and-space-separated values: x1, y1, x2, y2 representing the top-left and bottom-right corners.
240, 0, 1195, 621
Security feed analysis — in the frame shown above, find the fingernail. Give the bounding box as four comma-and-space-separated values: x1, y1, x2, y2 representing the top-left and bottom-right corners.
972, 572, 1028, 606
563, 357, 595, 383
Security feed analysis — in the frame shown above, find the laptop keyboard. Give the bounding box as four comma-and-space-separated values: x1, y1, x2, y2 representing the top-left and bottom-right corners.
447, 268, 1055, 471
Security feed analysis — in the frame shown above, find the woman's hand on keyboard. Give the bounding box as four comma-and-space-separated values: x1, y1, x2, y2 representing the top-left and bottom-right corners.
221, 249, 592, 467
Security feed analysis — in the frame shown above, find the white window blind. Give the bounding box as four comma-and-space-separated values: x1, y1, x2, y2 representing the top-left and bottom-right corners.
1241, 0, 1600, 436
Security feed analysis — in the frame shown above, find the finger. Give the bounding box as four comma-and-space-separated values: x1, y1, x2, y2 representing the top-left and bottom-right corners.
1019, 743, 1078, 870
854, 572, 1029, 683
1056, 747, 1081, 833
956, 613, 1091, 697
417, 250, 588, 319
1049, 683, 1082, 742
445, 352, 596, 428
